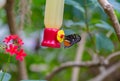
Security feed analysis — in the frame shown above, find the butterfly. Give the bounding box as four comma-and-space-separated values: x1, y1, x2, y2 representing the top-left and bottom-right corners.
63, 34, 81, 48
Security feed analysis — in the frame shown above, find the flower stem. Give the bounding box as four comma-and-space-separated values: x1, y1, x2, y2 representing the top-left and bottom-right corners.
0, 54, 11, 81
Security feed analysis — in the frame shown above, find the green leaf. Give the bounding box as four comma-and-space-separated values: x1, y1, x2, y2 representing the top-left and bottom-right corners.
95, 33, 114, 52
0, 72, 11, 81
95, 20, 114, 31
65, 0, 84, 13
64, 29, 75, 35
64, 20, 85, 27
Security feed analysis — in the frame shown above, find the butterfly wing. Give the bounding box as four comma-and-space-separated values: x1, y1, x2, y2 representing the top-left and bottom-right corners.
64, 34, 81, 48
64, 39, 71, 48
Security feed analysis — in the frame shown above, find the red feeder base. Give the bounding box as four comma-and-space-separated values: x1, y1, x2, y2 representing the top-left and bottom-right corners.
41, 28, 60, 48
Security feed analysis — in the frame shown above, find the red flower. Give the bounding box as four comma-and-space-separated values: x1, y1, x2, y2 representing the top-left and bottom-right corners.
16, 49, 27, 61
5, 44, 18, 56
11, 35, 24, 46
3, 35, 24, 46
3, 35, 26, 61
11, 35, 18, 40
17, 38, 24, 45
3, 35, 12, 43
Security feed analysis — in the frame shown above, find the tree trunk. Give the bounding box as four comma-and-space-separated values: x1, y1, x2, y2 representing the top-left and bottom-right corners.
5, 0, 28, 80
71, 33, 87, 81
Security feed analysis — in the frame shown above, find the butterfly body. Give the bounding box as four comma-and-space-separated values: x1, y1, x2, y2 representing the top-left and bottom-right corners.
64, 34, 81, 48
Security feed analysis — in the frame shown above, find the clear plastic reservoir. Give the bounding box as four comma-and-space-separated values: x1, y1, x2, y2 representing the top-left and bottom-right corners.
44, 0, 64, 29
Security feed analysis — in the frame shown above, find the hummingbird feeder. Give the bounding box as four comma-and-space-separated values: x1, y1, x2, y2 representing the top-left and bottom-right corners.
41, 0, 65, 48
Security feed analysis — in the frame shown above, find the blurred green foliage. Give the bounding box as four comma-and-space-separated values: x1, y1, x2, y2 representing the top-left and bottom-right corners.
0, 0, 120, 81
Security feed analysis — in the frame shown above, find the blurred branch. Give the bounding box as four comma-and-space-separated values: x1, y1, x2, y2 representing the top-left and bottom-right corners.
86, 48, 99, 61
87, 49, 120, 73
5, 0, 28, 80
98, 0, 120, 41
71, 33, 87, 81
18, 0, 32, 30
5, 0, 16, 34
18, 0, 27, 30
45, 51, 120, 81
106, 30, 113, 37
46, 61, 101, 81
84, 0, 89, 32
104, 51, 120, 64
18, 60, 28, 80
89, 61, 120, 81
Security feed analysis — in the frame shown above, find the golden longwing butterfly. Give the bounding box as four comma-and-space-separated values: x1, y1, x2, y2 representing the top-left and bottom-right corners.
64, 34, 81, 48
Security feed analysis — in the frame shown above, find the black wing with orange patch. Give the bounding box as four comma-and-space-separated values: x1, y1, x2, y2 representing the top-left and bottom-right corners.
64, 34, 81, 48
